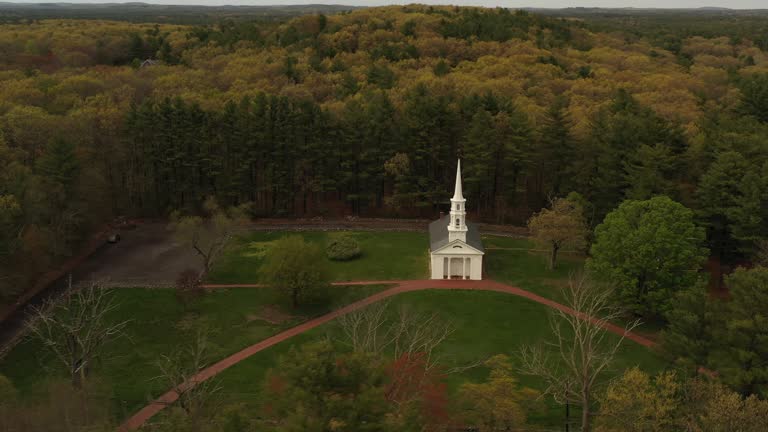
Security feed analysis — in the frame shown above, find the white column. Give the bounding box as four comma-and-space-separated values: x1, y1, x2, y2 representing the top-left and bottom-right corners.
430, 254, 443, 279
465, 257, 470, 279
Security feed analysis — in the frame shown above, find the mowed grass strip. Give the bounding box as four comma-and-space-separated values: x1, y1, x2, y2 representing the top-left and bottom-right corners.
0, 283, 392, 418
207, 231, 430, 283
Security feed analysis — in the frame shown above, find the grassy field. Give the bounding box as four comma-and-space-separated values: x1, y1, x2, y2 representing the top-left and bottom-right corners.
198, 233, 659, 428
206, 289, 666, 428
1, 231, 664, 428
483, 235, 584, 302
209, 231, 581, 302
208, 231, 430, 283
0, 284, 391, 416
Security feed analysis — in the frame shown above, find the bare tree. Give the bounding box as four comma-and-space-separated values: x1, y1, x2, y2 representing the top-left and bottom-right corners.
26, 281, 129, 389
168, 197, 246, 277
154, 327, 220, 419
518, 273, 640, 432
337, 299, 391, 354
174, 268, 204, 308
337, 301, 455, 371
338, 301, 464, 421
390, 306, 455, 371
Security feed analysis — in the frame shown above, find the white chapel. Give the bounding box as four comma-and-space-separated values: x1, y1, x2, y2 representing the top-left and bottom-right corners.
429, 160, 484, 280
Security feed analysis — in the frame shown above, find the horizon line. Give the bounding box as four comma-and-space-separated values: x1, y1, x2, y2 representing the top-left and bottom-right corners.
0, 2, 767, 11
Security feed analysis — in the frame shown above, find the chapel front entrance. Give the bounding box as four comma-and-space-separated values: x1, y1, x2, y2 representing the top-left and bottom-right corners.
445, 257, 470, 279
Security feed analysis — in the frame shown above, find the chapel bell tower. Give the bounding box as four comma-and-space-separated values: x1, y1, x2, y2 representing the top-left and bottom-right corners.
448, 159, 468, 243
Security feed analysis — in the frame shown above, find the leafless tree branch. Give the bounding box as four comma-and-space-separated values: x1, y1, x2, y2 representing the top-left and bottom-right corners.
152, 326, 221, 418
26, 281, 129, 389
518, 273, 641, 432
337, 301, 456, 371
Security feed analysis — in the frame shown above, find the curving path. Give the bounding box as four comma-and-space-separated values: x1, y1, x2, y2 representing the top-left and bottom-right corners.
119, 279, 655, 431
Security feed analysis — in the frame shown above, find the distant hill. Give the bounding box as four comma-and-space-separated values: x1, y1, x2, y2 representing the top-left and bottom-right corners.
2, 3, 767, 25
0, 2, 362, 23
530, 6, 768, 15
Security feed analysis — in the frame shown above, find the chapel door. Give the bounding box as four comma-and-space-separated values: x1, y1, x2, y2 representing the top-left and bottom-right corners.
450, 257, 464, 279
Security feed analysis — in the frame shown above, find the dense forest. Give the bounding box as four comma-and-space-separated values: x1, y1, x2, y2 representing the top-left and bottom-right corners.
1, 5, 768, 300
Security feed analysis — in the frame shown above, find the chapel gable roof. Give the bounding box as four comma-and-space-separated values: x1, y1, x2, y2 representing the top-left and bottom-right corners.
428, 214, 484, 253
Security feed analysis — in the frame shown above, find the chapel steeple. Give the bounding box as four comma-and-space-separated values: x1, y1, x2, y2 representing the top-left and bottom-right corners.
448, 159, 468, 243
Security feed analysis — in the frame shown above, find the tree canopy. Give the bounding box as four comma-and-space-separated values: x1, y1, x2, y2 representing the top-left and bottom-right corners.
587, 196, 708, 318
1, 4, 768, 306
259, 235, 330, 308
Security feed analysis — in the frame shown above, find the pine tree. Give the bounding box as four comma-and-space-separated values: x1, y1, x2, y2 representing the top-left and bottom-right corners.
623, 144, 678, 200
662, 284, 715, 374
36, 139, 80, 194
729, 169, 766, 256
535, 96, 573, 199
711, 267, 768, 397
739, 73, 768, 123
403, 84, 459, 210
576, 90, 686, 221
696, 151, 750, 261
495, 108, 531, 219
461, 109, 495, 214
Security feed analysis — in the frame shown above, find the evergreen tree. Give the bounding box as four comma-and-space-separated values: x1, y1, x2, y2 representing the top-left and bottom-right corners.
461, 109, 495, 214
575, 90, 686, 220
730, 167, 768, 256
535, 96, 573, 199
402, 84, 459, 210
710, 266, 768, 397
495, 108, 532, 219
624, 144, 678, 200
36, 139, 80, 193
433, 59, 450, 76
739, 73, 768, 123
661, 284, 716, 374
696, 151, 750, 261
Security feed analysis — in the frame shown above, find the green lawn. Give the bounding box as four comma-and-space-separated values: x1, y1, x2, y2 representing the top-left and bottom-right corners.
210, 231, 582, 303
206, 289, 667, 428
483, 236, 584, 302
1, 231, 665, 428
0, 284, 391, 417
208, 231, 430, 283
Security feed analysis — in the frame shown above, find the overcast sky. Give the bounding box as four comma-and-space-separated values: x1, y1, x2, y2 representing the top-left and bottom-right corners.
5, 0, 767, 9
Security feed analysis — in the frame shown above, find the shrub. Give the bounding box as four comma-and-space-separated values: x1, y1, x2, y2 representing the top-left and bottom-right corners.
326, 234, 362, 261
261, 235, 330, 308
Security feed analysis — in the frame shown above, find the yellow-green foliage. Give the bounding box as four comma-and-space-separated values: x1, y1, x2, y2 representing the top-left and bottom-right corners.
1, 7, 766, 134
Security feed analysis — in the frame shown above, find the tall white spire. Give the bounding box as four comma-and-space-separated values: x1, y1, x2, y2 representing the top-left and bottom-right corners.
452, 159, 464, 201
448, 159, 467, 243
